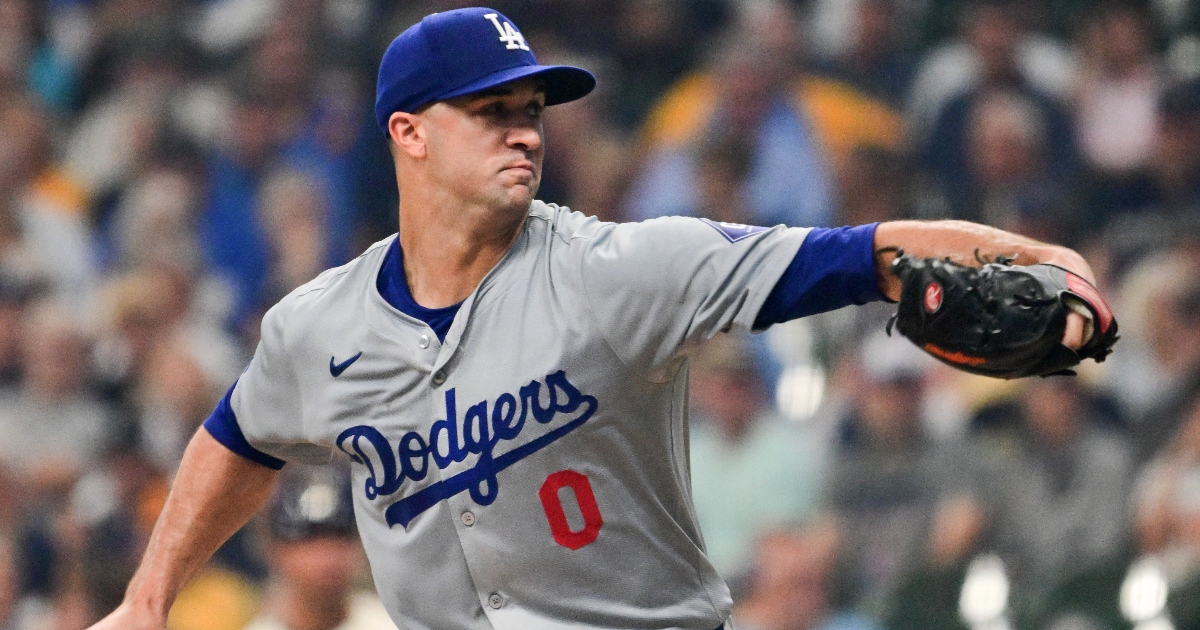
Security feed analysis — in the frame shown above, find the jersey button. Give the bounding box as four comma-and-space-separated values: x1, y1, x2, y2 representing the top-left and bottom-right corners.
461, 511, 475, 526
431, 370, 446, 386
418, 334, 430, 349
488, 593, 503, 609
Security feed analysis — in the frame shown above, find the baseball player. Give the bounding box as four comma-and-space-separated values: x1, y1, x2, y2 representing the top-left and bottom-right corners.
90, 8, 1102, 630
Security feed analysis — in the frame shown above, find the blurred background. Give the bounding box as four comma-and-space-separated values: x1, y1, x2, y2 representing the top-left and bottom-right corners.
0, 0, 1198, 628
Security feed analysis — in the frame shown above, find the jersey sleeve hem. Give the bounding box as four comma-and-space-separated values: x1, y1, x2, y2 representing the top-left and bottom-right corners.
733, 226, 810, 333
202, 382, 287, 470
753, 223, 885, 328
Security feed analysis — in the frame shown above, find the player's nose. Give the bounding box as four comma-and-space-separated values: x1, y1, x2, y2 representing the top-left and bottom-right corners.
505, 123, 542, 154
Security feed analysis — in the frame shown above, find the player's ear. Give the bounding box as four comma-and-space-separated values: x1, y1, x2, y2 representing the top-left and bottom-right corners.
388, 112, 427, 159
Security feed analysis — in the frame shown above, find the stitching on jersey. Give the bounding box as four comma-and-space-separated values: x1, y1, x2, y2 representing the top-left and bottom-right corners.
295, 283, 330, 298
257, 238, 394, 453
293, 238, 391, 298
294, 266, 352, 297
574, 227, 634, 373
295, 285, 326, 297
240, 297, 309, 463
526, 207, 577, 248
668, 364, 723, 619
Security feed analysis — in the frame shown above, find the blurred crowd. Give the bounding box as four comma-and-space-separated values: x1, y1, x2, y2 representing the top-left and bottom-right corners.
0, 0, 1198, 628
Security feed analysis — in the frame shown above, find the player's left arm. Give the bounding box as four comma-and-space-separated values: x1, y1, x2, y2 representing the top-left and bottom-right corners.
872, 220, 1097, 349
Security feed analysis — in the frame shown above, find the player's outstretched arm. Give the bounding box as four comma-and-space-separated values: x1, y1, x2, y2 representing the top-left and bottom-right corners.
88, 429, 281, 630
873, 220, 1096, 350
872, 220, 1095, 298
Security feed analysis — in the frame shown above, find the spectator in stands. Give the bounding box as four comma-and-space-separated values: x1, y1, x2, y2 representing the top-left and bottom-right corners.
257, 169, 330, 302
963, 88, 1079, 241
538, 74, 628, 222
1104, 247, 1200, 461
109, 166, 201, 273
281, 72, 364, 266
99, 166, 242, 412
159, 564, 258, 630
0, 274, 39, 390
135, 331, 226, 471
692, 132, 755, 226
918, 2, 1081, 239
93, 268, 191, 405
734, 521, 881, 630
199, 82, 282, 333
1126, 385, 1200, 628
907, 0, 1075, 141
66, 448, 171, 625
604, 0, 713, 132
61, 22, 186, 206
624, 0, 902, 227
967, 378, 1133, 598
688, 333, 825, 594
0, 97, 95, 309
246, 18, 315, 145
243, 464, 396, 630
1070, 80, 1200, 248
0, 0, 74, 112
0, 302, 112, 493
0, 0, 33, 95
1033, 383, 1200, 630
1144, 79, 1200, 215
883, 495, 990, 630
811, 0, 917, 109
820, 332, 959, 613
1073, 3, 1163, 221
77, 0, 189, 108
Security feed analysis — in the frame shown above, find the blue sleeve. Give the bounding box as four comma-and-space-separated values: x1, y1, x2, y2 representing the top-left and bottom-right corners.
202, 382, 287, 470
753, 223, 886, 328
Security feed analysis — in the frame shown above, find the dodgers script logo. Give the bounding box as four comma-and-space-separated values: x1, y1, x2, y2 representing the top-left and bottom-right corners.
336, 370, 597, 529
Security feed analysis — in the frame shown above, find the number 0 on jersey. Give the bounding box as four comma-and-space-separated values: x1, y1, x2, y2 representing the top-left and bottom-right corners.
538, 470, 603, 550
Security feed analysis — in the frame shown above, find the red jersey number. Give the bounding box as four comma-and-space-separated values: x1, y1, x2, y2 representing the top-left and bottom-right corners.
538, 470, 603, 550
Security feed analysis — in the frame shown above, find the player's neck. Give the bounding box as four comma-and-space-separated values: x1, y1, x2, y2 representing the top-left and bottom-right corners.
397, 195, 527, 309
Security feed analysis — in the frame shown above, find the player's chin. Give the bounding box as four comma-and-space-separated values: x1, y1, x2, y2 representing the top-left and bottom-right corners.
499, 176, 540, 204
488, 183, 537, 214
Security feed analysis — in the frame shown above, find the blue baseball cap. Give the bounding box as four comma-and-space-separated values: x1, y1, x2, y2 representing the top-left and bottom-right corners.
375, 8, 596, 134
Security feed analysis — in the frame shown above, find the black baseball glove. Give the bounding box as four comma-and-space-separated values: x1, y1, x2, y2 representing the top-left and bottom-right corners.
886, 253, 1119, 379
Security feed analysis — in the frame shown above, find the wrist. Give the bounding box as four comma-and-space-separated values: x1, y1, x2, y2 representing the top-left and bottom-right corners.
123, 582, 173, 619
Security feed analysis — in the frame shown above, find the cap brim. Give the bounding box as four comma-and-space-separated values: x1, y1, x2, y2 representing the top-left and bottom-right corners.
435, 64, 596, 108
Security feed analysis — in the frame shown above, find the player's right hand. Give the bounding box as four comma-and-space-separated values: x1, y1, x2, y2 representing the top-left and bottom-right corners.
86, 602, 167, 630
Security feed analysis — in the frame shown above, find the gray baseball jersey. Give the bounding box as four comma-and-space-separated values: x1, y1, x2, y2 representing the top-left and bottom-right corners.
228, 201, 810, 629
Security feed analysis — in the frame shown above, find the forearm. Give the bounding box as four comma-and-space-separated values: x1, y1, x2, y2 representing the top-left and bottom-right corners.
122, 429, 280, 617
873, 220, 1094, 301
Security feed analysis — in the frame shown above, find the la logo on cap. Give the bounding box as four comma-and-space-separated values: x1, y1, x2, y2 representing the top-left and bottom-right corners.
484, 13, 530, 51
